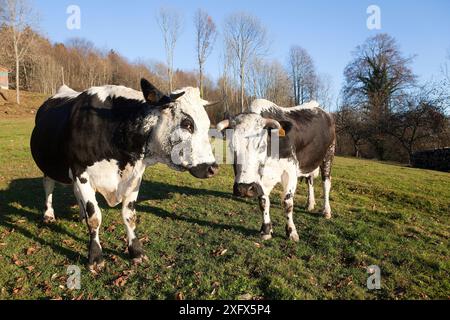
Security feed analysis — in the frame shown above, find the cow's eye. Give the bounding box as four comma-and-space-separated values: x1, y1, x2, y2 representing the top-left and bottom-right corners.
181, 119, 194, 133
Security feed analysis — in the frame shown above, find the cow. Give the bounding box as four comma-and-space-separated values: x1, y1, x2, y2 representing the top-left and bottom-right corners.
30, 79, 219, 272
216, 99, 335, 242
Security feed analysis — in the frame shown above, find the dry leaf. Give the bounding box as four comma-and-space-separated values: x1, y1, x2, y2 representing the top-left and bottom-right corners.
113, 276, 128, 287
26, 247, 37, 255
12, 254, 22, 266
237, 293, 253, 300
212, 248, 228, 257
175, 292, 184, 300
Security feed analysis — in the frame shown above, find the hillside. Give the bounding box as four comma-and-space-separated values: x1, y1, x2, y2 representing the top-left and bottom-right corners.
0, 90, 48, 119
0, 118, 449, 299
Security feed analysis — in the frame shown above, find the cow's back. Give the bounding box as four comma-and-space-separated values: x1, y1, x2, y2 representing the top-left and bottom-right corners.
257, 102, 335, 174
31, 97, 75, 184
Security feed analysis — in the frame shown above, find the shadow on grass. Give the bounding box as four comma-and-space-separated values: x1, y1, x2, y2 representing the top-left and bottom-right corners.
0, 177, 254, 263
139, 204, 257, 238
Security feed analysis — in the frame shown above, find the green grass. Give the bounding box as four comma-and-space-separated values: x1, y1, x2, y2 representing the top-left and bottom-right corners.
0, 118, 449, 300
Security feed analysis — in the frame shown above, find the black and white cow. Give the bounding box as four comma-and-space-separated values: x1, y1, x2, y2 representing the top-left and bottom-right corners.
217, 99, 335, 242
30, 79, 218, 271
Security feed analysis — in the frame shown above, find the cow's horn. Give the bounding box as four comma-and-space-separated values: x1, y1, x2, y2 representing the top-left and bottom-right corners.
264, 119, 282, 130
205, 101, 221, 108
216, 119, 230, 132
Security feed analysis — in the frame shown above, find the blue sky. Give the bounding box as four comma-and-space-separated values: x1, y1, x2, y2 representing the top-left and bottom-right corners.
34, 0, 450, 102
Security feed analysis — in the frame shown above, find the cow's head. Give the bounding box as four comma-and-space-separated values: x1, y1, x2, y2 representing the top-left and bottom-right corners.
141, 79, 218, 179
217, 113, 284, 198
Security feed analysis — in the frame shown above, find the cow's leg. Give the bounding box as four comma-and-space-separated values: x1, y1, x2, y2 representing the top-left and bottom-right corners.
74, 175, 104, 272
43, 176, 56, 223
73, 184, 86, 221
258, 176, 279, 241
306, 176, 316, 212
321, 143, 335, 219
281, 171, 299, 242
122, 189, 146, 264
258, 194, 273, 241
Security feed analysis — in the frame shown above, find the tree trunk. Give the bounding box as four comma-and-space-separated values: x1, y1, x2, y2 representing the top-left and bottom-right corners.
199, 63, 204, 98
15, 49, 20, 105
240, 64, 245, 113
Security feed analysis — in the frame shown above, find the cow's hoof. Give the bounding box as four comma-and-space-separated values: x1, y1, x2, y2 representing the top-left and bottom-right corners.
323, 211, 332, 220
289, 232, 300, 242
306, 201, 316, 212
88, 260, 105, 274
261, 233, 272, 241
43, 214, 56, 224
132, 255, 148, 266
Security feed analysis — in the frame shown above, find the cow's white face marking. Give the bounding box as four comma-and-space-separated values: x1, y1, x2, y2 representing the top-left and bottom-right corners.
153, 87, 216, 171
229, 114, 270, 185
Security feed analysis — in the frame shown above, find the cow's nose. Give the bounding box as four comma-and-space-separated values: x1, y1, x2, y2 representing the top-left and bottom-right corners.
233, 183, 261, 198
189, 163, 219, 179
207, 163, 219, 177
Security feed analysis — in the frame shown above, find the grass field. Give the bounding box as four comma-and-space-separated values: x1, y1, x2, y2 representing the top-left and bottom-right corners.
0, 117, 449, 300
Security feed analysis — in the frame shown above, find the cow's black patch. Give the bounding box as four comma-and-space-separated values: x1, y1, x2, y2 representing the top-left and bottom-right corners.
128, 201, 136, 211
128, 238, 144, 259
79, 177, 88, 184
260, 107, 336, 173
285, 225, 293, 237
88, 238, 103, 265
30, 82, 173, 184
258, 197, 266, 212
86, 201, 95, 217
260, 223, 273, 236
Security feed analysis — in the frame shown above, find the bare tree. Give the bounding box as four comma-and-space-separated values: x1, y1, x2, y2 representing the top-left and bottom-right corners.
343, 33, 416, 160
224, 12, 268, 112
288, 46, 317, 105
316, 73, 334, 111
442, 50, 450, 87
0, 0, 38, 104
156, 7, 183, 93
194, 9, 216, 98
248, 58, 290, 106
387, 83, 449, 163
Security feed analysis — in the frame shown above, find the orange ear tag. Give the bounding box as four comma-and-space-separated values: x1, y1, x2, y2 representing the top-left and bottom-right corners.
279, 128, 286, 137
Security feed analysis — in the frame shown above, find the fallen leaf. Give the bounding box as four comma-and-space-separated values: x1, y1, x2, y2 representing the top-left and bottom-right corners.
175, 292, 184, 300
12, 287, 22, 295
113, 276, 128, 287
237, 293, 253, 300
12, 254, 22, 266
26, 247, 37, 255
212, 248, 228, 257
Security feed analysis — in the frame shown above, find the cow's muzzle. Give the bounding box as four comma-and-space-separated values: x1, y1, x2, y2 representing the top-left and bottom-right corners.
233, 183, 263, 198
189, 163, 219, 179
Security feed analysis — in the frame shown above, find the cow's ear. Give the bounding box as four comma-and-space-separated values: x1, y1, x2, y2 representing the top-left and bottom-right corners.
279, 121, 293, 135
141, 78, 165, 105
170, 92, 185, 102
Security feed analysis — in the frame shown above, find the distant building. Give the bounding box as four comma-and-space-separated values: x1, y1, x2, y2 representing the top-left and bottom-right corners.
0, 66, 9, 89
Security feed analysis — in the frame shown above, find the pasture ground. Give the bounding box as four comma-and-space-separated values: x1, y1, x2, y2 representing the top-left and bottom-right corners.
0, 117, 449, 300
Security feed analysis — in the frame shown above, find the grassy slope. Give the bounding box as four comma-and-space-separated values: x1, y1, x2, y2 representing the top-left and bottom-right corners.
0, 118, 449, 300
0, 90, 48, 119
